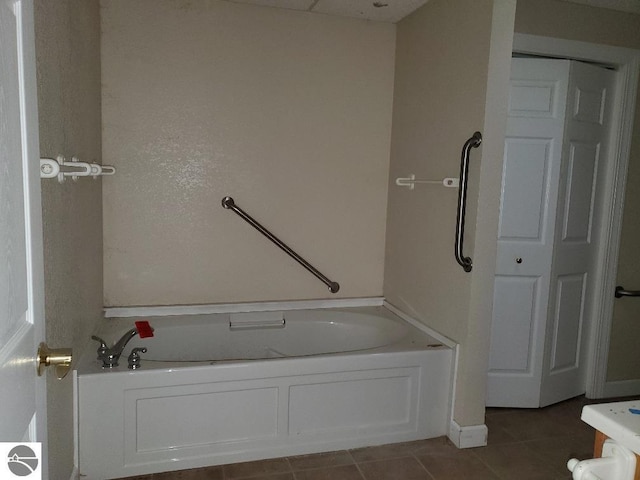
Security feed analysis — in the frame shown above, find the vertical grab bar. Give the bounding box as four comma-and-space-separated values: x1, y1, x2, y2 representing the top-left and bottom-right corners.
455, 131, 482, 272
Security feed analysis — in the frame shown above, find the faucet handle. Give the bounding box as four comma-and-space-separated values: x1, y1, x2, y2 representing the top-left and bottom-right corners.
91, 335, 109, 360
91, 335, 107, 348
128, 347, 147, 370
91, 335, 109, 368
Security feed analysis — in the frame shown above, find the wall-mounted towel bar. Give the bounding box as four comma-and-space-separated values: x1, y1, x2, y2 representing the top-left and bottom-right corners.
395, 175, 459, 189
222, 196, 340, 293
40, 155, 115, 183
615, 285, 640, 298
454, 131, 482, 273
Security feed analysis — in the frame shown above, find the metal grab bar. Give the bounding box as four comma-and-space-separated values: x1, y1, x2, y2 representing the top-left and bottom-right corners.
454, 131, 482, 273
615, 285, 640, 298
222, 196, 340, 293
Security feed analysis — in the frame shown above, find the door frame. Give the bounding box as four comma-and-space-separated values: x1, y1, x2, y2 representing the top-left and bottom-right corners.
513, 33, 640, 398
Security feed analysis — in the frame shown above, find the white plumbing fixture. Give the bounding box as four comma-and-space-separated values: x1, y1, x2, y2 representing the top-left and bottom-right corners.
567, 440, 636, 480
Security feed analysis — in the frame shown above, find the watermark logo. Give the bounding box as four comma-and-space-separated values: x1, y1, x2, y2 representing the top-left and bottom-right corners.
0, 443, 41, 479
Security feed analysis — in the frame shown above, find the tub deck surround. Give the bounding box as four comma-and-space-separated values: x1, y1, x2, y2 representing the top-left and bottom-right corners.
103, 297, 387, 318
75, 305, 453, 479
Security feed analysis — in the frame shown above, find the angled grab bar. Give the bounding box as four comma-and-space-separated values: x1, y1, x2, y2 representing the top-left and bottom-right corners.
454, 131, 482, 272
222, 196, 340, 293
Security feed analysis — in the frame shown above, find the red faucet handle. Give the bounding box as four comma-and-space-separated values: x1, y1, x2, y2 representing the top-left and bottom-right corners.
135, 320, 154, 338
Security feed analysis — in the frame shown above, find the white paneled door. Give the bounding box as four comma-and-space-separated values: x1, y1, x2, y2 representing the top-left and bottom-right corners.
487, 58, 615, 408
541, 61, 615, 406
0, 0, 47, 470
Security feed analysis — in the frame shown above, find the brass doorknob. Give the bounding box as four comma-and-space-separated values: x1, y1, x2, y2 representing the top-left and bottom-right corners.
37, 343, 72, 379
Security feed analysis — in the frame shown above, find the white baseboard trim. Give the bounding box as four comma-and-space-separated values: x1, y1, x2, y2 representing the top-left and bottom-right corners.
601, 379, 640, 399
448, 420, 488, 449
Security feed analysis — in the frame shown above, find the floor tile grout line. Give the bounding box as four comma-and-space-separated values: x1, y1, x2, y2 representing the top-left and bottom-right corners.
345, 449, 360, 470
410, 452, 436, 480
352, 449, 424, 466
468, 447, 508, 480
352, 460, 368, 480
345, 449, 368, 480
518, 438, 578, 477
298, 463, 366, 480
354, 456, 409, 465
222, 462, 293, 480
469, 436, 576, 479
287, 451, 358, 472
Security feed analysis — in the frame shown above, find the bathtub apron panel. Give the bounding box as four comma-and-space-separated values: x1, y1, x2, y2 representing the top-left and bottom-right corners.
75, 307, 453, 479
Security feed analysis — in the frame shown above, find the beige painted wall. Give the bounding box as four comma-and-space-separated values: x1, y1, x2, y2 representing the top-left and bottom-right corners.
34, 1, 103, 479
515, 0, 640, 387
384, 0, 515, 427
101, 0, 395, 307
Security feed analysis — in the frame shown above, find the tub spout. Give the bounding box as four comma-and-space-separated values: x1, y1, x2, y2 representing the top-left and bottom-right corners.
91, 328, 138, 368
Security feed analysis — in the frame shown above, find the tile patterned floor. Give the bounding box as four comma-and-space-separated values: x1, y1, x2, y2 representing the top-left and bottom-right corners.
116, 396, 626, 480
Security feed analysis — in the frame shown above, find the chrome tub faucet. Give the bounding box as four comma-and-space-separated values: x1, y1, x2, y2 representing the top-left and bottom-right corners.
92, 328, 139, 368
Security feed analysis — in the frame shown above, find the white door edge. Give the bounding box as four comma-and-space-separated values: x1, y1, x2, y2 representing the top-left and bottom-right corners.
513, 33, 640, 399
19, 0, 47, 440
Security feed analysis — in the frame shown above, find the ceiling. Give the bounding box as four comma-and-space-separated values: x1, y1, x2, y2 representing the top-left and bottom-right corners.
226, 0, 640, 23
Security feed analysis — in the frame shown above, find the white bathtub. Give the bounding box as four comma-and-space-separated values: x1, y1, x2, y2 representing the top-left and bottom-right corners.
75, 305, 453, 479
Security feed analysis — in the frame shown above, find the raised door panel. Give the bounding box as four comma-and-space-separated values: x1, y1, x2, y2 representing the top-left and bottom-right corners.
508, 80, 558, 118
561, 142, 599, 244
498, 139, 550, 242
489, 276, 539, 373
550, 273, 587, 372
573, 84, 607, 125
